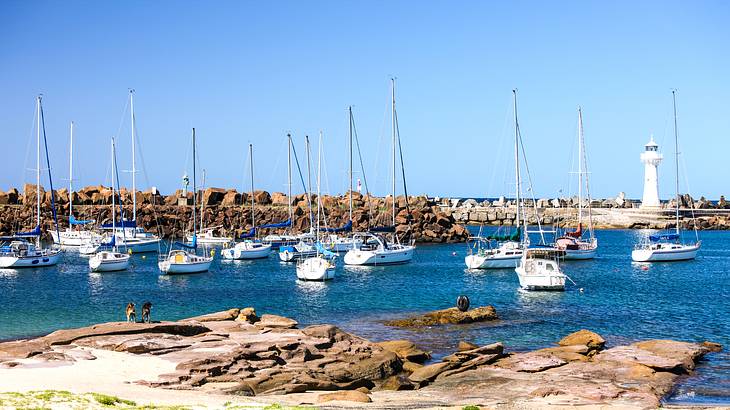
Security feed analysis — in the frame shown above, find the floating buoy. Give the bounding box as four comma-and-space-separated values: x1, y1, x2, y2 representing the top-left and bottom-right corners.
579, 288, 584, 293
142, 255, 146, 259
456, 295, 470, 312
641, 266, 649, 271
452, 251, 457, 256
210, 249, 216, 257
127, 249, 132, 255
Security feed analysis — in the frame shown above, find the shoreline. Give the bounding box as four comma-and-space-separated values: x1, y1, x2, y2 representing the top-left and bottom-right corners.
0, 307, 724, 409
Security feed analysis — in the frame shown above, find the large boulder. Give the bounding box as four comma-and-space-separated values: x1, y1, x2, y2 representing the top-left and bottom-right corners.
202, 187, 226, 206
253, 191, 271, 205
376, 340, 430, 363
558, 329, 606, 351
254, 314, 298, 329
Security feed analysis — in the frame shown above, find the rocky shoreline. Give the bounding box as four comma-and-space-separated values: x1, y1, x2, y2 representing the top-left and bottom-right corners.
0, 185, 468, 243
0, 307, 721, 409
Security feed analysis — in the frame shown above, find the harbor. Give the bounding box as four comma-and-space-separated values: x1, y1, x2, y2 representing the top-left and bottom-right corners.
2, 1, 730, 408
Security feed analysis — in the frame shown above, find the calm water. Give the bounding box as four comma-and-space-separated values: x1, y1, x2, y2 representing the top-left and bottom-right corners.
0, 228, 728, 404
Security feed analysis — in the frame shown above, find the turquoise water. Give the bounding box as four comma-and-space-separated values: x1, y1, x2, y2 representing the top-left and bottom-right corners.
0, 228, 728, 404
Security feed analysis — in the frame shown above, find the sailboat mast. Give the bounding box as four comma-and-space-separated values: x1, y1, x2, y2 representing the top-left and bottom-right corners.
200, 169, 206, 232
130, 89, 137, 223
111, 137, 117, 234
348, 106, 353, 222
317, 131, 322, 238
287, 134, 293, 224
192, 128, 197, 237
512, 90, 521, 233
672, 90, 680, 235
391, 79, 396, 227
577, 107, 583, 226
36, 96, 41, 237
306, 135, 313, 232
250, 144, 255, 230
69, 121, 74, 219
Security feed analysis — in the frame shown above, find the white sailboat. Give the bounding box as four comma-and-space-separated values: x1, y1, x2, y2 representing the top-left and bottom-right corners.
465, 93, 524, 269
279, 135, 318, 262
186, 169, 232, 245
0, 96, 62, 268
322, 106, 363, 253
89, 138, 130, 272
297, 132, 336, 281
262, 134, 301, 249
103, 90, 161, 253
556, 107, 598, 259
51, 121, 100, 247
511, 90, 568, 291
221, 144, 272, 260
632, 91, 700, 262
344, 79, 415, 266
159, 128, 213, 274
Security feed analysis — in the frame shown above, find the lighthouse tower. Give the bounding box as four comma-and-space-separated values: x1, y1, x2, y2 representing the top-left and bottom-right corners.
640, 136, 663, 209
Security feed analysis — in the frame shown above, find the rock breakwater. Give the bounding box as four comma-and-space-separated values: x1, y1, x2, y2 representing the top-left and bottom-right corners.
0, 185, 468, 243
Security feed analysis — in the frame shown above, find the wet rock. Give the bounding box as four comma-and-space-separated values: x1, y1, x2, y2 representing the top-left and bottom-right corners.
317, 390, 371, 403
384, 306, 498, 327
702, 341, 723, 352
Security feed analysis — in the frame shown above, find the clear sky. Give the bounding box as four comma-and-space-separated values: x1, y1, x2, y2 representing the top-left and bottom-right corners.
1, 1, 728, 200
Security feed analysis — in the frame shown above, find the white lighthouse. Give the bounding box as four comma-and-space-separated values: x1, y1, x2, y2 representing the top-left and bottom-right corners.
640, 136, 663, 209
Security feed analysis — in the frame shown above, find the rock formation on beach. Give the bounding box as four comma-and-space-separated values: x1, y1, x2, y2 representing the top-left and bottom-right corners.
0, 186, 469, 243
0, 308, 721, 408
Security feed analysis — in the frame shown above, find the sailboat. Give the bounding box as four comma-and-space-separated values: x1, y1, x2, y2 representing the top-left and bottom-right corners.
221, 144, 272, 260
631, 91, 700, 262
51, 122, 99, 247
279, 135, 318, 262
158, 128, 213, 274
297, 132, 337, 281
89, 138, 131, 272
511, 90, 568, 291
322, 106, 363, 253
261, 134, 300, 249
344, 79, 415, 266
101, 90, 161, 253
465, 96, 524, 269
186, 169, 232, 245
555, 107, 598, 259
0, 95, 62, 268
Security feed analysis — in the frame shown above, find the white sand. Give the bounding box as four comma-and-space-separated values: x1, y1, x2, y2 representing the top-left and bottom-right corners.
0, 347, 264, 408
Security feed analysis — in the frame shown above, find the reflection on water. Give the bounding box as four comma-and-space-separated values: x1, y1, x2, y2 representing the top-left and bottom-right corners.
0, 230, 728, 403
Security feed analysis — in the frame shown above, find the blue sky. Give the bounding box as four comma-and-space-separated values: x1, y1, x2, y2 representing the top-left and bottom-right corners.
1, 1, 728, 199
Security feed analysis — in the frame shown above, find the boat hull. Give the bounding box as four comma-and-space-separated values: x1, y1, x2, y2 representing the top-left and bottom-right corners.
631, 244, 700, 262
0, 250, 62, 268
159, 259, 212, 274
296, 257, 336, 281
465, 254, 521, 269
51, 230, 98, 247
222, 244, 272, 260
89, 253, 130, 272
562, 247, 597, 260
343, 246, 414, 266
118, 237, 160, 253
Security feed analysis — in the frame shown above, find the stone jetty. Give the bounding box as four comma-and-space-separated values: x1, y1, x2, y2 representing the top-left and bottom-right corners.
0, 185, 468, 243
0, 308, 721, 408
444, 193, 730, 230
